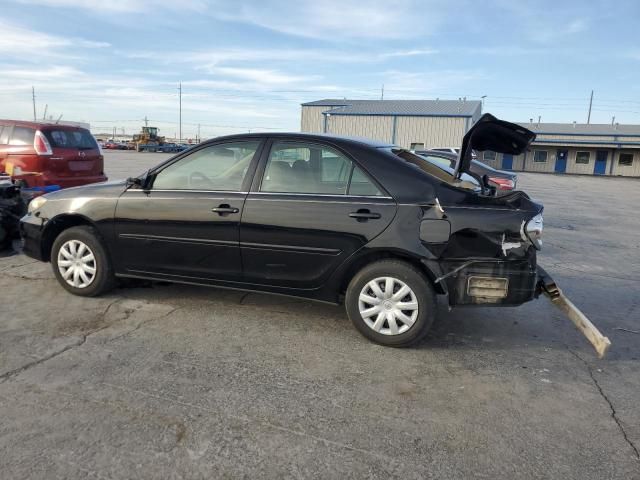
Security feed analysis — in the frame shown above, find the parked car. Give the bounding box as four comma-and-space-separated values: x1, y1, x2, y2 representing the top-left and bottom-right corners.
159, 143, 189, 153
430, 147, 460, 155
21, 114, 545, 347
426, 147, 477, 159
0, 120, 107, 189
416, 149, 518, 192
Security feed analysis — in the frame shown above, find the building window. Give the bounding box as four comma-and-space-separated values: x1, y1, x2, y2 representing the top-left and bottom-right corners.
533, 150, 548, 163
575, 151, 590, 164
410, 143, 424, 151
619, 153, 634, 166
483, 151, 496, 161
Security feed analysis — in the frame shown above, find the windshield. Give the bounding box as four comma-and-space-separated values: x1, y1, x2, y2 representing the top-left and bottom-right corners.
388, 148, 480, 191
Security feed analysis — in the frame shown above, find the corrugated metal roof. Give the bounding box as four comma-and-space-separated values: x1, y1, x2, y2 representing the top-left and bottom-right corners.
521, 122, 640, 137
301, 99, 481, 117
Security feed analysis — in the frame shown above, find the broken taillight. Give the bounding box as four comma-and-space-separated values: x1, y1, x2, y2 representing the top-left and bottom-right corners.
489, 177, 515, 190
524, 213, 543, 250
34, 130, 53, 156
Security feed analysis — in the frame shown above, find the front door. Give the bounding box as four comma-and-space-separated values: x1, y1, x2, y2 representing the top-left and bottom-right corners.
555, 149, 568, 173
594, 150, 607, 175
113, 140, 263, 281
240, 140, 397, 289
501, 154, 513, 170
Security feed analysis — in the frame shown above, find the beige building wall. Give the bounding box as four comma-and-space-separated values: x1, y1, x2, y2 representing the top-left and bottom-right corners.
611, 150, 640, 177
325, 115, 394, 143
394, 116, 467, 149
564, 149, 598, 175
300, 106, 332, 133
483, 146, 640, 177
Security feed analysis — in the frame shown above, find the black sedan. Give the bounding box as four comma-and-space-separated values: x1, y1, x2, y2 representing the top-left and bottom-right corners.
21, 114, 545, 347
416, 149, 518, 192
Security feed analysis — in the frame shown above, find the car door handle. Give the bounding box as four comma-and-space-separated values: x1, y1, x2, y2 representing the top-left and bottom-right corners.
212, 204, 239, 215
349, 210, 381, 221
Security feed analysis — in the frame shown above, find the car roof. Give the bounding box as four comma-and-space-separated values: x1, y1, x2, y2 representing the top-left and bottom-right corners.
0, 119, 89, 130
201, 132, 396, 149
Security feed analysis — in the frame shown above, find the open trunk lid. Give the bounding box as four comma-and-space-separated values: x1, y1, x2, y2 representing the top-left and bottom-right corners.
454, 114, 536, 179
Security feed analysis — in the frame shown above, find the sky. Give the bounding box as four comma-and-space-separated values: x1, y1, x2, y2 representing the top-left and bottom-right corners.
2, 0, 640, 139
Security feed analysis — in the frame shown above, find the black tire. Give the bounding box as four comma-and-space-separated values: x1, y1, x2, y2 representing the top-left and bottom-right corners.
51, 225, 115, 297
345, 260, 436, 347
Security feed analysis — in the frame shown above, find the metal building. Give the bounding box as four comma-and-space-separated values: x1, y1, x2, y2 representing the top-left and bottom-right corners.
301, 99, 482, 150
479, 122, 640, 177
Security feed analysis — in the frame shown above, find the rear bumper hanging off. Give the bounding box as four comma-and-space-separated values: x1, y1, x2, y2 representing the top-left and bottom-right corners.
536, 267, 611, 358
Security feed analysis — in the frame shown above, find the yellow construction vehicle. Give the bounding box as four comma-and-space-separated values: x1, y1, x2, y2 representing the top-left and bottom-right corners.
132, 126, 166, 152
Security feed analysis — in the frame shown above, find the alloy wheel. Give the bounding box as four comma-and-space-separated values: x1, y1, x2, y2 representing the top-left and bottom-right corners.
358, 277, 419, 335
57, 239, 97, 289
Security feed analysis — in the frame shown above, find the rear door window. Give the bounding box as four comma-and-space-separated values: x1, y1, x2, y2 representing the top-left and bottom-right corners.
261, 141, 383, 196
44, 129, 98, 149
9, 127, 35, 146
0, 126, 8, 144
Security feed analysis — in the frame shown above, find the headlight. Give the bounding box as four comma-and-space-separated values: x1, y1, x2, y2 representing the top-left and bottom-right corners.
523, 213, 543, 250
28, 196, 47, 213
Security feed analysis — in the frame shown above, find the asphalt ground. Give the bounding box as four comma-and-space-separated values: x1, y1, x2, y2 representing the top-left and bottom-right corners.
1, 149, 638, 479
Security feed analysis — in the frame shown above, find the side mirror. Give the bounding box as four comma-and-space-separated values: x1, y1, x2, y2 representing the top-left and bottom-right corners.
126, 177, 142, 187
127, 170, 152, 191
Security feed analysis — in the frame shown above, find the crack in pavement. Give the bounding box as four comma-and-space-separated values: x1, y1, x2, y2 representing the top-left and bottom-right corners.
0, 300, 179, 384
109, 306, 182, 342
0, 259, 40, 273
0, 325, 108, 384
568, 348, 640, 460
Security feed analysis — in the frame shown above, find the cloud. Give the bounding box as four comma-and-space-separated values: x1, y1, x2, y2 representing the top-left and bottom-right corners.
379, 49, 438, 58
209, 67, 318, 85
210, 0, 445, 39
0, 18, 109, 58
13, 0, 206, 13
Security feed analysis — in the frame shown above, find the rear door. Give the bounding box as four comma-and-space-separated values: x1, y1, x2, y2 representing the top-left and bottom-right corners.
240, 139, 397, 289
113, 140, 263, 281
41, 127, 103, 181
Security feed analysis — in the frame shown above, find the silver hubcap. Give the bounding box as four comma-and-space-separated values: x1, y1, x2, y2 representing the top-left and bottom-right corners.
358, 277, 419, 335
57, 240, 97, 289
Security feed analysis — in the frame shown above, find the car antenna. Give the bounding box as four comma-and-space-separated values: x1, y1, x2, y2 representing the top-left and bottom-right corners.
55, 114, 63, 124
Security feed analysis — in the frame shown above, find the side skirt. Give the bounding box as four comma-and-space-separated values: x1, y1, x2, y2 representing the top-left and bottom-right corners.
114, 272, 341, 306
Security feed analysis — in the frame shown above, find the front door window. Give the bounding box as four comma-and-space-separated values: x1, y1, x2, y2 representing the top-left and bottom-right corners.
152, 141, 260, 191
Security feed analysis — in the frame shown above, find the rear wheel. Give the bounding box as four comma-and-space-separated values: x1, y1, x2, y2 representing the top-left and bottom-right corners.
345, 260, 436, 347
51, 226, 115, 297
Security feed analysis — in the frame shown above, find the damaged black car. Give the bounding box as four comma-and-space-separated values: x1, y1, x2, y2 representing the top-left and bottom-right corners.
21, 114, 561, 347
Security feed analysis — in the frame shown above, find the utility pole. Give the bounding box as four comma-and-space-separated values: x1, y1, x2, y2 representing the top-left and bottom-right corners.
144, 116, 148, 127
381, 84, 384, 100
32, 86, 37, 121
587, 90, 593, 124
197, 123, 201, 142
178, 82, 182, 142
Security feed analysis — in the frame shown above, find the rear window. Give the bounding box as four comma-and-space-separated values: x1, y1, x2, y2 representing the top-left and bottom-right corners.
43, 129, 98, 149
389, 149, 480, 191
9, 127, 35, 146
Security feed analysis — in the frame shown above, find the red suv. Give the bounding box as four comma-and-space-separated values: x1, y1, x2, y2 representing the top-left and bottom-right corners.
0, 120, 107, 188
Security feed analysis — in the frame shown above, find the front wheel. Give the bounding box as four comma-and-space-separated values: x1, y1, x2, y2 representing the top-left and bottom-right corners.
345, 260, 436, 347
51, 226, 115, 297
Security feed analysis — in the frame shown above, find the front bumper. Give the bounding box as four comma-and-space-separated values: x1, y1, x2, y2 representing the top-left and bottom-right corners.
20, 213, 47, 261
